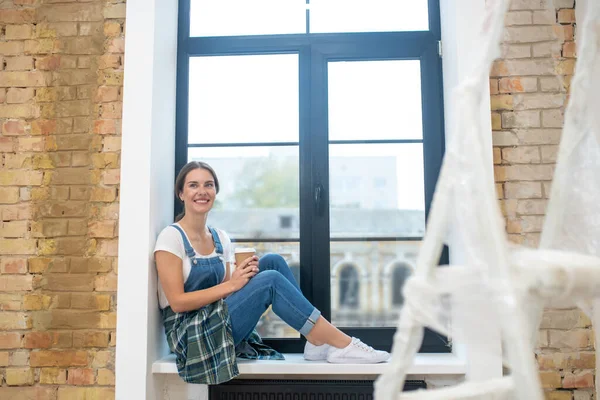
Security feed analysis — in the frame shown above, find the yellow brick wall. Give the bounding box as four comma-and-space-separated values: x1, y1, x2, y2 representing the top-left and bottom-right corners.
0, 1, 123, 398
492, 1, 594, 399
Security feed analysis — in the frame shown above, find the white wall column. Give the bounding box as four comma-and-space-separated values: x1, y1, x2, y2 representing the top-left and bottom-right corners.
115, 1, 178, 399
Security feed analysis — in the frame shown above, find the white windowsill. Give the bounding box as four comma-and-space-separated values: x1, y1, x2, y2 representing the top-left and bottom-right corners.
152, 353, 466, 376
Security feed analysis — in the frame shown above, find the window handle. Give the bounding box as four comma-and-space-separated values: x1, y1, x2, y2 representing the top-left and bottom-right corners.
314, 183, 324, 216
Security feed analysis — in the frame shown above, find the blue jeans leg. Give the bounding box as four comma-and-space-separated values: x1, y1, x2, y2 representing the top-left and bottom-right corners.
258, 253, 301, 292
224, 270, 321, 346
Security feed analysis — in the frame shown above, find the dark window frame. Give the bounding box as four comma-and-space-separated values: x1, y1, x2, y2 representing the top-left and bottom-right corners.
175, 0, 449, 353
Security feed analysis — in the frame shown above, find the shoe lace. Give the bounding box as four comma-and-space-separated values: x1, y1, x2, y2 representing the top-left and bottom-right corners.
354, 339, 375, 353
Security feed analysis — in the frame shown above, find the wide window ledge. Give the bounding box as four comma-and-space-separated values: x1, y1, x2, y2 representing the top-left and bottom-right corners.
152, 353, 466, 377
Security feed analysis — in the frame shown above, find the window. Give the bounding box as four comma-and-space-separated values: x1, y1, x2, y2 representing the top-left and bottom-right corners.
391, 263, 413, 307
176, 0, 446, 353
339, 264, 360, 309
289, 262, 301, 284
279, 215, 293, 229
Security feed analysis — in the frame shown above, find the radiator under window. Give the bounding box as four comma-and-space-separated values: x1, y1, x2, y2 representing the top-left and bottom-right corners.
209, 379, 426, 399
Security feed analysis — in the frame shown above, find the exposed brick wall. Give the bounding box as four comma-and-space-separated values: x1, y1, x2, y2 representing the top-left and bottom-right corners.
492, 1, 594, 399
0, 0, 123, 398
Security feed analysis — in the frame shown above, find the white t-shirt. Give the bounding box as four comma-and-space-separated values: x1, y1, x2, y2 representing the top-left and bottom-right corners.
154, 223, 234, 309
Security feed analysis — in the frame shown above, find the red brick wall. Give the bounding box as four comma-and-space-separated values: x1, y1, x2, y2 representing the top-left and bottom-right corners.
0, 1, 123, 398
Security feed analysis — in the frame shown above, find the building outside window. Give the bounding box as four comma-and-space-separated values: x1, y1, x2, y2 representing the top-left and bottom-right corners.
339, 264, 360, 309
392, 263, 413, 307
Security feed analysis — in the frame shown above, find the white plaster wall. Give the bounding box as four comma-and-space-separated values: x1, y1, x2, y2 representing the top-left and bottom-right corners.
159, 376, 208, 400
115, 0, 178, 399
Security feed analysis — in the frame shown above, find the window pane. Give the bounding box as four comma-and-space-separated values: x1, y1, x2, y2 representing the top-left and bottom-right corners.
190, 0, 306, 37
188, 146, 300, 240
329, 143, 425, 238
392, 264, 412, 306
189, 146, 301, 339
188, 55, 299, 144
310, 0, 429, 33
328, 60, 423, 141
330, 240, 418, 328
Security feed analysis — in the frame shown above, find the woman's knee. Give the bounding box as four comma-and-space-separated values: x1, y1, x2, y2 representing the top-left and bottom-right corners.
259, 253, 287, 270
254, 269, 285, 288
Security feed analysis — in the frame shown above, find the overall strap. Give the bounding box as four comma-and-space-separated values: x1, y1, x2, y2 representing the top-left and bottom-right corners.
207, 226, 223, 255
170, 224, 196, 259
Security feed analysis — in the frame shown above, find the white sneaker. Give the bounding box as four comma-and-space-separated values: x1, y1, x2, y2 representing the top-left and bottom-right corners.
304, 342, 331, 361
326, 337, 390, 364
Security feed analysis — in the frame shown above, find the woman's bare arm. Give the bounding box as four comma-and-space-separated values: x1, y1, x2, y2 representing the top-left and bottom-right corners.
223, 262, 231, 282
156, 251, 235, 313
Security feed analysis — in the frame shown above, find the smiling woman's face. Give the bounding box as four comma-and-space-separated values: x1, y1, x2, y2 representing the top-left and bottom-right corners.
180, 168, 217, 215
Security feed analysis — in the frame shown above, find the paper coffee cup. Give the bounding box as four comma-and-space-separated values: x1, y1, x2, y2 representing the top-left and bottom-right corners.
234, 247, 256, 267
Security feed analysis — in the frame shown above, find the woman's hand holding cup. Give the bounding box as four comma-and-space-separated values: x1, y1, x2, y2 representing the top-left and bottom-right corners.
230, 248, 258, 291
234, 247, 256, 268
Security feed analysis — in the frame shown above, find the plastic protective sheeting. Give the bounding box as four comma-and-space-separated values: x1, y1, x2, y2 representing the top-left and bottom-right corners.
375, 0, 600, 399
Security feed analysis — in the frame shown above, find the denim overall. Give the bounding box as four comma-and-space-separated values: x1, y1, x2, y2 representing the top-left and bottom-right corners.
168, 224, 320, 343
162, 225, 284, 385
170, 224, 225, 292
